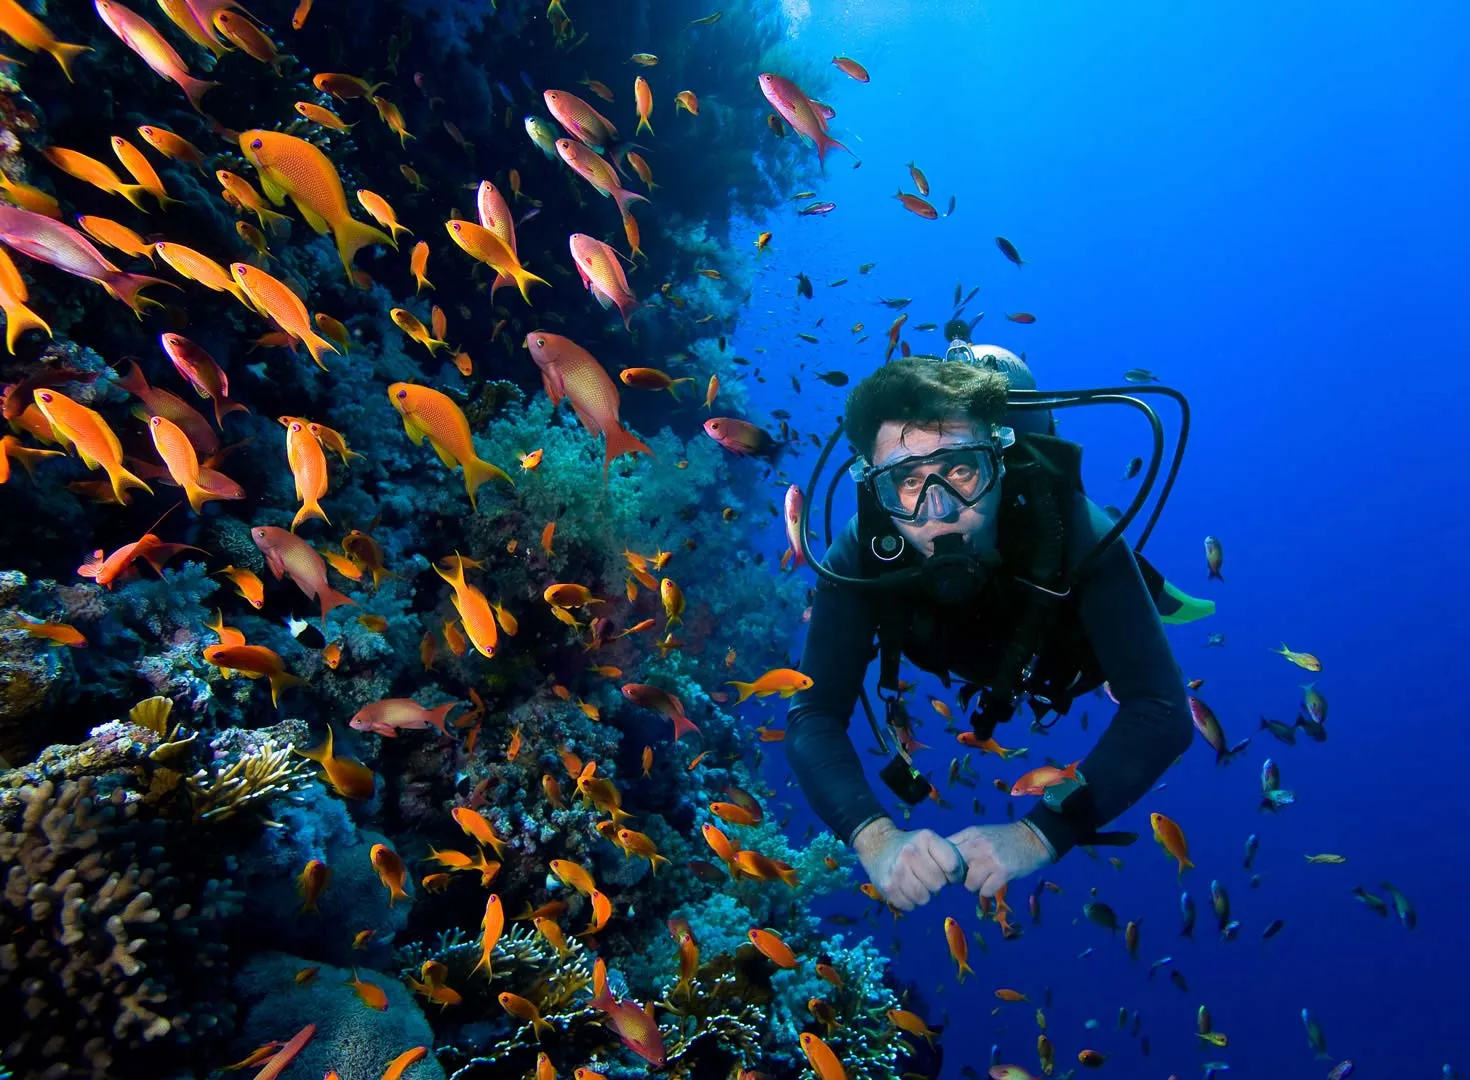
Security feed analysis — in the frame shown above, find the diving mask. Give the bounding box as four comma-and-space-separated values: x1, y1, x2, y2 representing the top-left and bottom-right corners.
851, 428, 1015, 523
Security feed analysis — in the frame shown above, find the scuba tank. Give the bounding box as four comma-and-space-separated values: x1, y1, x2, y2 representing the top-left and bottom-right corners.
940, 327, 1055, 437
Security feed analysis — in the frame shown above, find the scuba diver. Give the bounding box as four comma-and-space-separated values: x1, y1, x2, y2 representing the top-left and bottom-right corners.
785, 335, 1212, 911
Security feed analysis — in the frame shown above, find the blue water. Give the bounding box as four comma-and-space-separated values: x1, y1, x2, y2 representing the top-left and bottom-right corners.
740, 2, 1470, 1075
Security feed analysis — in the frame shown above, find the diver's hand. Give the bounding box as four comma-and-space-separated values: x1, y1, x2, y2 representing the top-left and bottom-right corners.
853, 818, 965, 912
947, 821, 1053, 898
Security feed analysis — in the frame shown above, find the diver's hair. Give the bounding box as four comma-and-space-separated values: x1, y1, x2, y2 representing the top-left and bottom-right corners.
843, 357, 1009, 459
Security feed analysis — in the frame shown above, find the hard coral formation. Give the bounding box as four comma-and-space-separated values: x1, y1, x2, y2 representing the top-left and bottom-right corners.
0, 774, 242, 1079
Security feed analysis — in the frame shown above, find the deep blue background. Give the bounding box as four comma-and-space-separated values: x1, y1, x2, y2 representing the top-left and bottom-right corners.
731, 1, 1470, 1075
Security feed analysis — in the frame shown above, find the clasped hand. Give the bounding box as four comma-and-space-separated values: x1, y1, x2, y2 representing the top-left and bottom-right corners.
856, 819, 1052, 912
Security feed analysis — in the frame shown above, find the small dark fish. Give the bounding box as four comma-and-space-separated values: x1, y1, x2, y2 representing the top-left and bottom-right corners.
1123, 368, 1159, 382
1210, 879, 1230, 929
1303, 1009, 1329, 1059
808, 433, 820, 447
792, 191, 817, 199
516, 206, 541, 226
995, 236, 1023, 266
1204, 535, 1224, 580
1380, 881, 1416, 929
1243, 833, 1259, 869
1261, 918, 1285, 939
799, 201, 837, 216
914, 322, 937, 332
718, 336, 726, 350
1082, 901, 1118, 932
686, 859, 726, 882
858, 262, 876, 274
1220, 918, 1241, 941
946, 195, 956, 216
878, 297, 912, 309
1260, 716, 1296, 745
1169, 969, 1189, 992
1140, 1035, 1150, 1057
731, 356, 750, 365
1147, 956, 1171, 979
796, 272, 813, 299
828, 277, 847, 286
1204, 632, 1226, 647
814, 371, 848, 386
789, 374, 800, 393
495, 81, 515, 103
826, 913, 858, 925
956, 285, 980, 312
1294, 713, 1328, 742
1350, 886, 1388, 917
1006, 312, 1036, 324
1326, 1062, 1354, 1080
797, 333, 819, 344
1122, 456, 1142, 480
771, 409, 791, 419
1179, 891, 1195, 937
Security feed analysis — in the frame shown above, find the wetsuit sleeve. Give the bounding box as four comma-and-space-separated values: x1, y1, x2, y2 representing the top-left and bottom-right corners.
784, 518, 888, 845
1023, 495, 1194, 858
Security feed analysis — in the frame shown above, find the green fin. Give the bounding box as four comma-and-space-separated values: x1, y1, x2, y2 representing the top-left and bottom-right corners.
1159, 580, 1215, 625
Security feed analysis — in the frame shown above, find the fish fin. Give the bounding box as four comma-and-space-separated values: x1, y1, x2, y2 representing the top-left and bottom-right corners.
106, 461, 153, 505
182, 75, 221, 114
268, 670, 305, 706
510, 264, 551, 306
462, 454, 514, 510
45, 40, 91, 82
101, 272, 176, 317
291, 498, 330, 532
602, 423, 654, 479
334, 217, 394, 278
2, 297, 52, 353
301, 330, 339, 372
116, 183, 152, 214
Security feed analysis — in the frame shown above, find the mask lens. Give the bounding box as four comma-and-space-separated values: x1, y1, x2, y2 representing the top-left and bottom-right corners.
871, 444, 998, 520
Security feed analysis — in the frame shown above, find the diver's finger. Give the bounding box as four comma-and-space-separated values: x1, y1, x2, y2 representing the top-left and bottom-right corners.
908, 843, 952, 893
945, 840, 968, 884
978, 869, 1008, 900
965, 857, 995, 894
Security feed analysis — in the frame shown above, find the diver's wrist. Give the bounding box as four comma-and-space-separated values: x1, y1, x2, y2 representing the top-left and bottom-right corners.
850, 814, 896, 854
1019, 817, 1058, 863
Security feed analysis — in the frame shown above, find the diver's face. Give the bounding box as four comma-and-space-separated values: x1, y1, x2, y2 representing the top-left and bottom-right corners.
872, 419, 1001, 559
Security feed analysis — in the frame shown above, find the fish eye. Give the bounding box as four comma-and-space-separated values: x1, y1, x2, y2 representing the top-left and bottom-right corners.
396, 389, 407, 399
250, 139, 262, 150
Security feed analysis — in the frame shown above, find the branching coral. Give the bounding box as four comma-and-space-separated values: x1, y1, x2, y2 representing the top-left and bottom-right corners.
186, 738, 311, 824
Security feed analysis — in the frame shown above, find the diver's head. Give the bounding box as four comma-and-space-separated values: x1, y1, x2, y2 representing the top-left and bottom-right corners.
844, 358, 1012, 559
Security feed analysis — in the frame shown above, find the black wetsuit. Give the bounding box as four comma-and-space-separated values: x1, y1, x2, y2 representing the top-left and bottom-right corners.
785, 491, 1194, 859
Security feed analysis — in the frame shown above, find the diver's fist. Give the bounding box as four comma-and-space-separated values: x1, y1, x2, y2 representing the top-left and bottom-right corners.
947, 821, 1052, 898
854, 818, 965, 911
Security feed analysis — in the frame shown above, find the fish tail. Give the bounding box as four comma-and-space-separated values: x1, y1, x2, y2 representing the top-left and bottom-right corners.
105, 461, 153, 505
509, 264, 551, 305
489, 271, 512, 302
334, 217, 394, 278
268, 670, 305, 706
385, 222, 411, 248
257, 206, 292, 234
116, 183, 153, 214
182, 75, 221, 114
291, 497, 330, 532
601, 423, 654, 479
45, 40, 91, 81
611, 187, 649, 221
101, 271, 175, 316
2, 296, 52, 354
726, 680, 756, 705
213, 397, 250, 427
184, 480, 220, 515
317, 583, 355, 619
635, 115, 654, 137
1208, 568, 1223, 581
301, 329, 339, 372
462, 454, 514, 510
814, 130, 852, 174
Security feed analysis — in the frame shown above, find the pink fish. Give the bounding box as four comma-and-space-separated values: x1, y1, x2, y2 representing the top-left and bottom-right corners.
588, 977, 667, 1066
94, 0, 219, 113
475, 180, 518, 300
348, 697, 457, 737
758, 73, 851, 172
783, 483, 807, 568
115, 360, 218, 456
0, 205, 171, 314
159, 333, 248, 428
554, 139, 647, 222
251, 525, 355, 622
543, 88, 630, 175
703, 417, 782, 462
568, 233, 637, 330
525, 331, 652, 477
620, 683, 701, 742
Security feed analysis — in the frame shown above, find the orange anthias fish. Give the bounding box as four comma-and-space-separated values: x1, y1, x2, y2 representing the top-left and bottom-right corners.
357, 189, 412, 245
349, 697, 456, 737
0, 206, 171, 314
620, 683, 701, 741
203, 642, 303, 705
344, 970, 387, 1011
944, 916, 974, 982
230, 263, 339, 371
154, 242, 251, 308
1010, 761, 1080, 797
633, 75, 654, 135
282, 417, 330, 530
748, 927, 797, 968
312, 72, 385, 100
136, 125, 206, 171
1150, 812, 1195, 879
444, 218, 549, 306
294, 858, 330, 914
470, 894, 505, 978
110, 135, 176, 209
0, 246, 52, 353
725, 667, 814, 704
524, 332, 653, 477
252, 525, 355, 621
369, 843, 410, 905
31, 388, 151, 504
387, 383, 512, 508
94, 0, 218, 112
239, 130, 394, 276
434, 553, 501, 659
0, 0, 90, 79
76, 215, 153, 261
569, 232, 638, 330
296, 724, 376, 799
554, 138, 648, 223
148, 414, 240, 513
